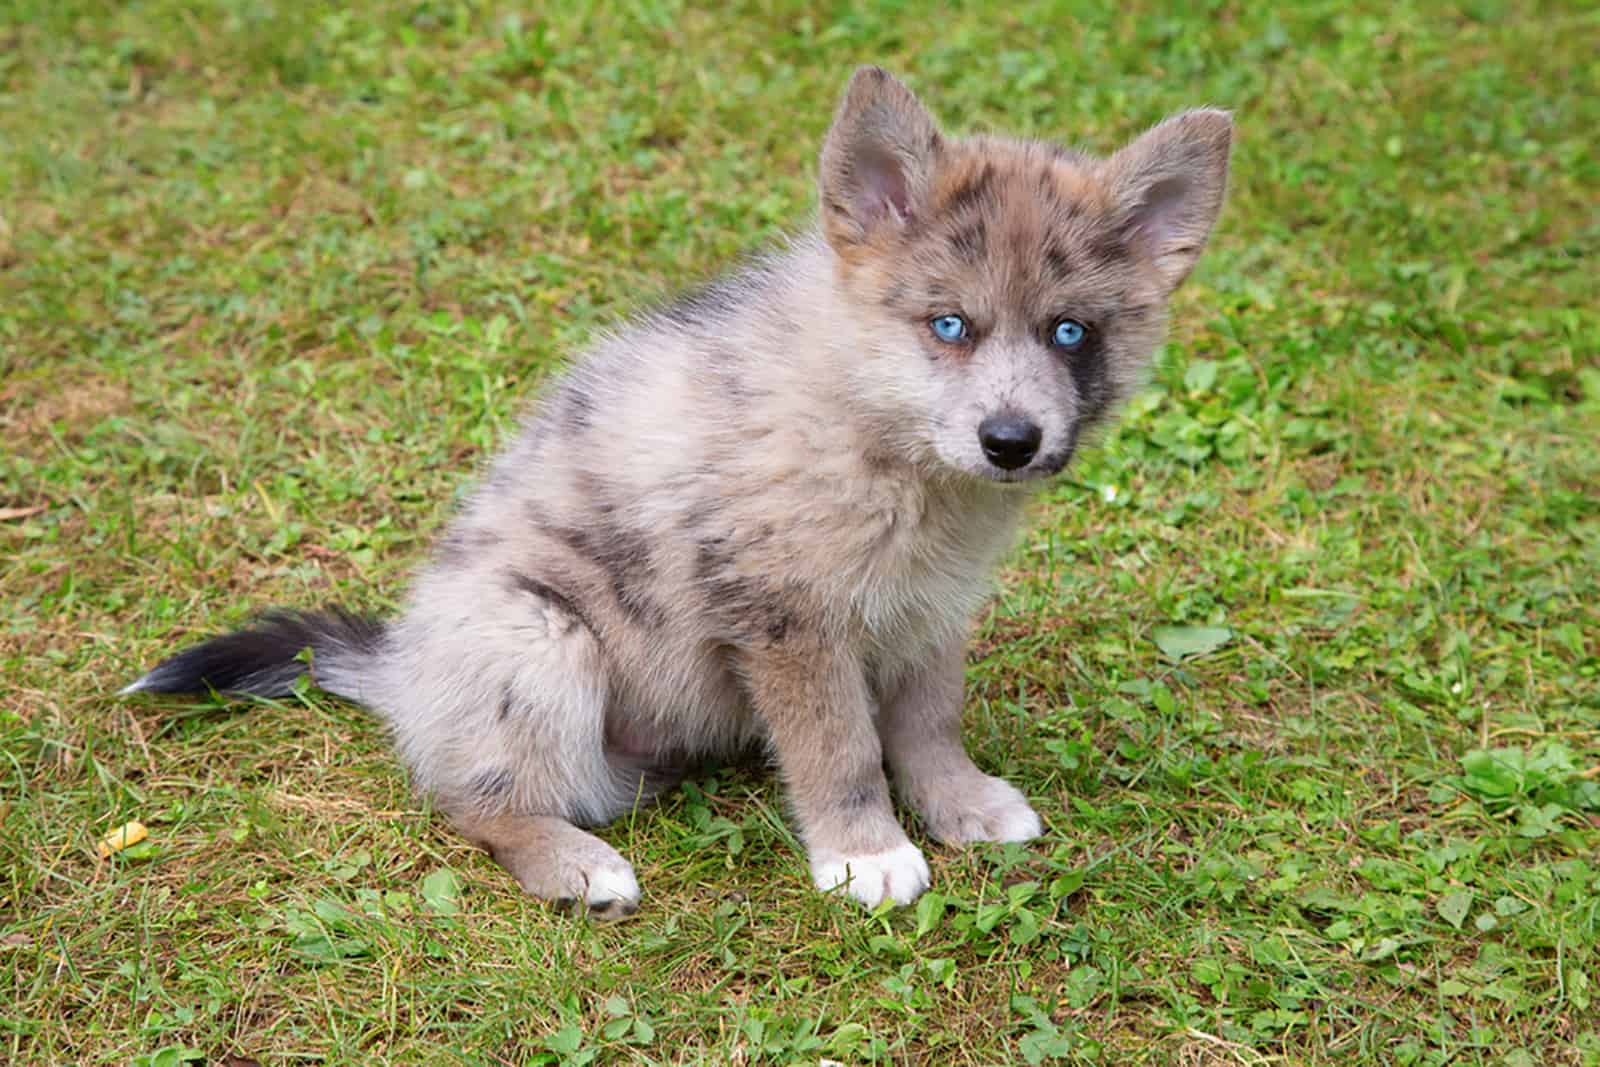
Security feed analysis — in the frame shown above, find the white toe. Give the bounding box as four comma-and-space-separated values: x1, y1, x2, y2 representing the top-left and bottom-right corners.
989, 786, 1043, 842
925, 775, 1043, 845
584, 861, 641, 910
812, 841, 930, 907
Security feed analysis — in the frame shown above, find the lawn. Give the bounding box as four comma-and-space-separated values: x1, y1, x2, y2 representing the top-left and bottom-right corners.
2, 1, 1597, 1063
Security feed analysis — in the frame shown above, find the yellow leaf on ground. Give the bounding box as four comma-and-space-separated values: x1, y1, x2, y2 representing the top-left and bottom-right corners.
97, 821, 148, 859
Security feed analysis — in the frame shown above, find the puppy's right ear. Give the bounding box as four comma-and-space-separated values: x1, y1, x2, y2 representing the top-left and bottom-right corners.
1105, 109, 1234, 291
818, 67, 943, 257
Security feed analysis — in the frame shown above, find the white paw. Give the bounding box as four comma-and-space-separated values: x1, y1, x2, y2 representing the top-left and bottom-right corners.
925, 775, 1042, 845
811, 841, 930, 907
582, 858, 641, 919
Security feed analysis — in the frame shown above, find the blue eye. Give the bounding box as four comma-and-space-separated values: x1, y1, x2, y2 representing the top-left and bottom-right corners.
1052, 318, 1088, 349
930, 314, 969, 343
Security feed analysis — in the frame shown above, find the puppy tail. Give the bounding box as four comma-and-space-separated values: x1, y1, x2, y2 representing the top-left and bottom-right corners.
119, 607, 387, 704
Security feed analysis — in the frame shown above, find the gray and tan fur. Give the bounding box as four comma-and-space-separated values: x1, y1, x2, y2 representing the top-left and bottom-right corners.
124, 68, 1232, 915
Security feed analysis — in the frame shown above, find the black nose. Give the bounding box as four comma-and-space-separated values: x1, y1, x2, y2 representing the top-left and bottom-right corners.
977, 414, 1042, 471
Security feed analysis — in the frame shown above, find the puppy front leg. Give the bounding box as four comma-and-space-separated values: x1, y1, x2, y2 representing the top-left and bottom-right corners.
879, 637, 1043, 845
740, 640, 929, 907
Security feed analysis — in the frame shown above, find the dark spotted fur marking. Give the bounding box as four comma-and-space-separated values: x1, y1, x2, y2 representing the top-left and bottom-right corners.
436, 526, 502, 566
943, 163, 994, 215
1043, 243, 1072, 282
693, 536, 741, 601
563, 388, 594, 432
678, 498, 718, 535
1088, 229, 1129, 268
695, 536, 799, 646
762, 598, 795, 642
543, 521, 668, 628
657, 278, 742, 328
948, 218, 988, 263
655, 255, 774, 328
595, 522, 668, 627
468, 768, 516, 800
841, 772, 885, 811
715, 366, 750, 403
508, 571, 595, 633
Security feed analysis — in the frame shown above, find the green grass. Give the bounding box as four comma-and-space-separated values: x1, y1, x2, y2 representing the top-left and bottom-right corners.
3, 0, 1597, 1063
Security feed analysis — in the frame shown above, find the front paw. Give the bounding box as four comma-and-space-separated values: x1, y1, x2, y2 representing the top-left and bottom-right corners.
920, 774, 1042, 845
811, 841, 931, 907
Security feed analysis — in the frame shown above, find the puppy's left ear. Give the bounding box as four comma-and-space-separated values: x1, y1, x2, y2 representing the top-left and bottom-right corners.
818, 67, 943, 256
1107, 109, 1233, 290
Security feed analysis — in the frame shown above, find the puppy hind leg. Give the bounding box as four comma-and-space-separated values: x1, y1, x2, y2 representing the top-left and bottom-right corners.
393, 575, 644, 916
397, 570, 636, 827
453, 811, 641, 919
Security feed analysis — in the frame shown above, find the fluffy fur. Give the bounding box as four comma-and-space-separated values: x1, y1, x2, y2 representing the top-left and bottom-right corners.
124, 68, 1232, 914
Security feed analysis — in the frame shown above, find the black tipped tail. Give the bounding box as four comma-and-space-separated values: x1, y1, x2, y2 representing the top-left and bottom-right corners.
122, 608, 387, 701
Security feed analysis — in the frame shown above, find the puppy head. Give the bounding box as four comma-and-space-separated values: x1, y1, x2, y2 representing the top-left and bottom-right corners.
819, 67, 1232, 483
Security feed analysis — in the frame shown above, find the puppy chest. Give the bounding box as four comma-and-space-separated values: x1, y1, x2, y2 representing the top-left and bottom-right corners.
852, 531, 1002, 657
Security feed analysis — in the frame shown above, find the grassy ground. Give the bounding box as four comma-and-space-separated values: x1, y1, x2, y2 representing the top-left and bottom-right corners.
3, 1, 1597, 1063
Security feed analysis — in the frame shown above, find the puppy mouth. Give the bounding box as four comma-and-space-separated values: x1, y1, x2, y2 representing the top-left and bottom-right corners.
969, 444, 1076, 485
956, 452, 1070, 487
1030, 446, 1077, 477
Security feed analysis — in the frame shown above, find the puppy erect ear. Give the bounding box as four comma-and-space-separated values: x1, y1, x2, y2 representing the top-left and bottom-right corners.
1106, 109, 1234, 290
818, 67, 943, 255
